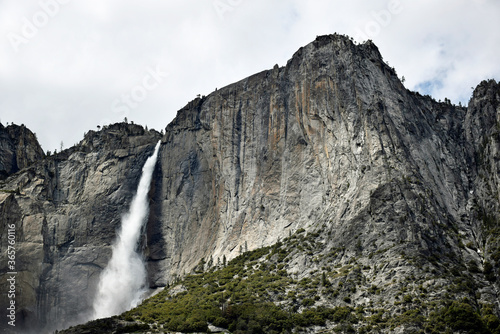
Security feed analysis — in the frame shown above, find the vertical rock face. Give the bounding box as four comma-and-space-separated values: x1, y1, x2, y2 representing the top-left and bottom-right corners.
0, 123, 45, 180
150, 35, 482, 286
466, 79, 500, 226
0, 123, 161, 332
1, 34, 500, 332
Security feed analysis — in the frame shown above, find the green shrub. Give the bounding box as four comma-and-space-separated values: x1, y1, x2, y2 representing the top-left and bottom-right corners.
402, 294, 412, 304
484, 261, 496, 282
213, 316, 229, 328
112, 236, 500, 334
483, 314, 500, 333
115, 323, 150, 334
428, 301, 490, 334
331, 306, 354, 323
181, 319, 208, 333
302, 298, 315, 307
468, 260, 480, 273
444, 302, 488, 333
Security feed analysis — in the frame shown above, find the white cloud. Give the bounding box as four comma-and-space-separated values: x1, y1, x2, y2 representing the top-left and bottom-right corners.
1, 0, 499, 151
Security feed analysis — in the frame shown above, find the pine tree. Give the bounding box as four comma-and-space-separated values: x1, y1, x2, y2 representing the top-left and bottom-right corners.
208, 256, 213, 268
322, 272, 330, 287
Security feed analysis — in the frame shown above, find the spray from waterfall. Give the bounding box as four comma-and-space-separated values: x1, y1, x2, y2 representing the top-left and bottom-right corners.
92, 140, 161, 320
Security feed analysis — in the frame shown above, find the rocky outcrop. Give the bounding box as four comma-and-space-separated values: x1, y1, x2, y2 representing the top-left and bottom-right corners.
145, 34, 500, 330
0, 123, 45, 180
0, 123, 161, 333
1, 34, 500, 333
466, 79, 500, 230
151, 35, 478, 284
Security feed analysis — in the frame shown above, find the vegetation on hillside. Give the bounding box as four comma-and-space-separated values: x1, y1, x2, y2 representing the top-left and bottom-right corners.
109, 230, 500, 334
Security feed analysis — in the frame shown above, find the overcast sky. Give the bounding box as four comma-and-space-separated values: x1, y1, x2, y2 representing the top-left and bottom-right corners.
1, 0, 499, 152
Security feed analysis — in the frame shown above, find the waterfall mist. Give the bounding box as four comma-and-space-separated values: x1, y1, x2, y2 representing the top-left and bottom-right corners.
91, 141, 161, 320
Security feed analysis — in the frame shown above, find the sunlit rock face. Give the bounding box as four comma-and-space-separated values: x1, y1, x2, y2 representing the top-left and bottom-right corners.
1, 34, 500, 333
151, 35, 497, 291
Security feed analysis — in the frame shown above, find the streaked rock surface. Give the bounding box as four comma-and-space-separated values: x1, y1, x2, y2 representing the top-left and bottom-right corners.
1, 34, 499, 333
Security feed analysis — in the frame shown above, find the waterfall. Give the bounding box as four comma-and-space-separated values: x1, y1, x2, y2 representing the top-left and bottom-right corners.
92, 140, 161, 320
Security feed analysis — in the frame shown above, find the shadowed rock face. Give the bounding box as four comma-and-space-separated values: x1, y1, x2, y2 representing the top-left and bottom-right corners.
0, 123, 45, 180
1, 34, 500, 333
0, 123, 162, 332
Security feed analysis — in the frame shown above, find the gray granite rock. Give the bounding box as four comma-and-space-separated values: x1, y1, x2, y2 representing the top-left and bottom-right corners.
1, 34, 500, 333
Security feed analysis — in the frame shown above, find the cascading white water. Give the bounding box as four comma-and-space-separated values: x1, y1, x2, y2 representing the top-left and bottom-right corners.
92, 141, 161, 320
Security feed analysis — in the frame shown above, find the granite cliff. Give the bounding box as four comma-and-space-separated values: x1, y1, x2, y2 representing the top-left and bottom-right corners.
0, 123, 162, 332
1, 34, 500, 333
0, 123, 44, 180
